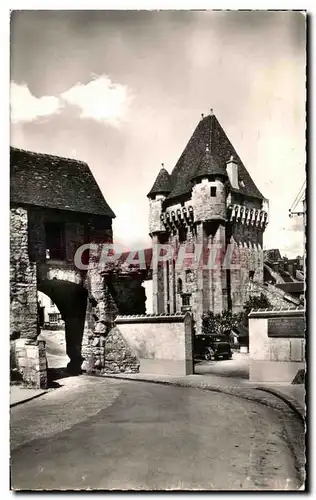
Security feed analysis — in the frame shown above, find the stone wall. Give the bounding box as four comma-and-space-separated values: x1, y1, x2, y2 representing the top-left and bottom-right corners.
149, 196, 165, 234
10, 207, 38, 340
82, 326, 140, 374
229, 222, 264, 313
115, 313, 194, 376
249, 308, 305, 383
192, 178, 226, 222
13, 339, 47, 388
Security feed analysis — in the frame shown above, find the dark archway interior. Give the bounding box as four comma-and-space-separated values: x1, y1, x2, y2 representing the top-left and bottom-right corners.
38, 279, 88, 375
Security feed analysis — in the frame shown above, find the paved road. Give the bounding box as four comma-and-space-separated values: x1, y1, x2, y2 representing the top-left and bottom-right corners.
10, 377, 302, 491
195, 353, 249, 379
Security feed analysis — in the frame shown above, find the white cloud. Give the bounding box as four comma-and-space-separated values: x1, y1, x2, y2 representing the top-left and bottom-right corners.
10, 75, 133, 126
61, 75, 133, 126
10, 82, 62, 123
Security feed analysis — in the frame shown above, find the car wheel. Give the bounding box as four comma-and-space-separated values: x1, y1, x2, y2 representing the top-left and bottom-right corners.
204, 349, 213, 361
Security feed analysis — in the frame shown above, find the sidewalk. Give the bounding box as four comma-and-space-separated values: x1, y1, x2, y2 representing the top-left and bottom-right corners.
103, 371, 305, 421
10, 385, 48, 408
252, 384, 305, 421
10, 370, 305, 422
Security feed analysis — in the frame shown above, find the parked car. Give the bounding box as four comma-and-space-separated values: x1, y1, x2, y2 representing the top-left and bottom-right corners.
194, 334, 232, 361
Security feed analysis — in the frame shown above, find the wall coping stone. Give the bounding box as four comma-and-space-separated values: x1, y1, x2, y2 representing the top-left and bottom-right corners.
249, 308, 305, 318
116, 312, 188, 324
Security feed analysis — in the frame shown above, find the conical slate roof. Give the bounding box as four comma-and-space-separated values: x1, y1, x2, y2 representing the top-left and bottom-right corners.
147, 166, 172, 198
190, 144, 228, 181
152, 112, 264, 202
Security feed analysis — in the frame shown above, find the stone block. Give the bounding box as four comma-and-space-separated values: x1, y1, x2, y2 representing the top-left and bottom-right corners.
11, 338, 48, 389
95, 323, 107, 334
269, 338, 290, 361
92, 337, 100, 347
290, 339, 305, 362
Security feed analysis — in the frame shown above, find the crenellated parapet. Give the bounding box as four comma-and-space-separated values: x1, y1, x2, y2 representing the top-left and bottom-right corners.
228, 204, 268, 230
160, 205, 194, 231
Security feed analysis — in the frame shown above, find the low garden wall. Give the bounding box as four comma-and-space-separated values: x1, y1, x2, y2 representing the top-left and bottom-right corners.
113, 312, 194, 376
248, 308, 305, 383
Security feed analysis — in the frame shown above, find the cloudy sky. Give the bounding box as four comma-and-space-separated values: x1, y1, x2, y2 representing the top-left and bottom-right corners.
10, 10, 306, 257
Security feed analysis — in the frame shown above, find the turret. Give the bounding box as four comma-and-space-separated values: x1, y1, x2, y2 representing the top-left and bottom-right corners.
191, 145, 228, 222
147, 164, 172, 235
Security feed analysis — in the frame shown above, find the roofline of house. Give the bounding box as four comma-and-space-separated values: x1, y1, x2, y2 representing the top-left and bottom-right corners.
9, 200, 116, 219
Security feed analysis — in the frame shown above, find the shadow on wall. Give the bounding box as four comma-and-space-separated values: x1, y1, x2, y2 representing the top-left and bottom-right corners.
38, 278, 88, 374
109, 278, 147, 315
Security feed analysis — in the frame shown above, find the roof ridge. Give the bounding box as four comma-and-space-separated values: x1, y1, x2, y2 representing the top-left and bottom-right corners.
10, 146, 88, 166
209, 113, 215, 154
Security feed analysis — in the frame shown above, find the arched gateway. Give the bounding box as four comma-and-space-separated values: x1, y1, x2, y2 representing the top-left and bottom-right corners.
10, 147, 120, 386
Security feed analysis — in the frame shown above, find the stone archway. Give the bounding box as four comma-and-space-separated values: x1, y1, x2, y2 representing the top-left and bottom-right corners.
38, 279, 88, 374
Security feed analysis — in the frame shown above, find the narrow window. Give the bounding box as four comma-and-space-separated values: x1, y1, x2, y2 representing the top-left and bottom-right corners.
178, 227, 187, 243
182, 294, 191, 307
210, 186, 217, 197
177, 278, 183, 294
45, 221, 66, 260
249, 270, 255, 281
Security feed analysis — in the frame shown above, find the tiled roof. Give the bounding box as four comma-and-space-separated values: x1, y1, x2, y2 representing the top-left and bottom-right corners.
10, 147, 115, 218
147, 167, 172, 198
190, 144, 228, 181
163, 113, 264, 202
275, 282, 304, 295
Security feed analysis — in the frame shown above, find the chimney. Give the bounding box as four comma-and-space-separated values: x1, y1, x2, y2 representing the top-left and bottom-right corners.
226, 155, 239, 190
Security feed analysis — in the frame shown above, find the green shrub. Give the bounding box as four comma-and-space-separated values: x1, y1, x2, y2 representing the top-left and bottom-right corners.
202, 294, 272, 334
202, 309, 241, 336
239, 293, 272, 326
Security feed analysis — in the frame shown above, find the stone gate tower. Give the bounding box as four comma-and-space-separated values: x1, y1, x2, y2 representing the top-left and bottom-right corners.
147, 111, 268, 326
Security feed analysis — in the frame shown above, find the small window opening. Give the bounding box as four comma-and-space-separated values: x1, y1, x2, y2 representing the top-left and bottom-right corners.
210, 186, 217, 197
178, 227, 187, 243
249, 270, 255, 281
45, 221, 66, 260
182, 294, 191, 307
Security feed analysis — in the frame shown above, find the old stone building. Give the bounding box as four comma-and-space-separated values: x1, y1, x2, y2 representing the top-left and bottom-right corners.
10, 147, 139, 386
147, 111, 269, 326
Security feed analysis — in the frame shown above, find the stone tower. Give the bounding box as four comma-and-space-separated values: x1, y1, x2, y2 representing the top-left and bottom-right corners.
147, 111, 268, 327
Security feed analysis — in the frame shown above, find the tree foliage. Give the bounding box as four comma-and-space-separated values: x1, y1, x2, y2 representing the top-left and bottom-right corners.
240, 293, 272, 325
202, 293, 272, 334
202, 309, 241, 336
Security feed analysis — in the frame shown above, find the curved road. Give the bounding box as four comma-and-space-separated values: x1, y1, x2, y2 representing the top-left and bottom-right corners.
11, 377, 302, 491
